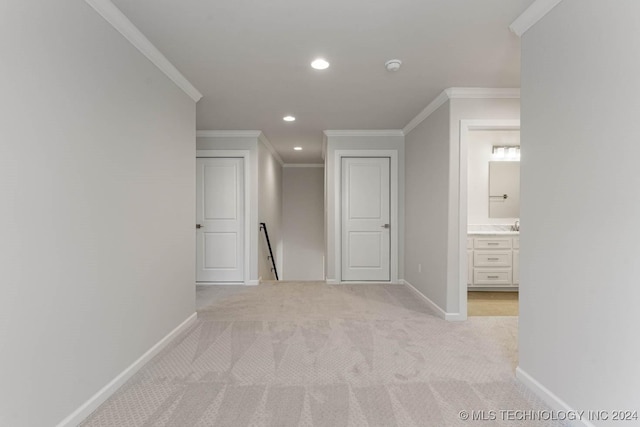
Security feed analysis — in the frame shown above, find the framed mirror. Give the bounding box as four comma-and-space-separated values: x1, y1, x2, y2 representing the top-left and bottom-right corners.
489, 161, 520, 218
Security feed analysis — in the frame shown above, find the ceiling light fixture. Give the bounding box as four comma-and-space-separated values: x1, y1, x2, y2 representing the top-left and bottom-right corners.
385, 59, 402, 72
311, 58, 330, 70
492, 145, 520, 161
283, 115, 296, 122
294, 147, 303, 151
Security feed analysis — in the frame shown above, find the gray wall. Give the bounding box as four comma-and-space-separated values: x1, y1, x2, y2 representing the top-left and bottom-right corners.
0, 2, 196, 425
404, 102, 451, 309
258, 144, 283, 280
404, 98, 520, 315
519, 0, 640, 415
282, 167, 325, 280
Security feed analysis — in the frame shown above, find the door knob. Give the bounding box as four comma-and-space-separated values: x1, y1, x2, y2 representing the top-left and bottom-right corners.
381, 224, 390, 229
196, 224, 203, 229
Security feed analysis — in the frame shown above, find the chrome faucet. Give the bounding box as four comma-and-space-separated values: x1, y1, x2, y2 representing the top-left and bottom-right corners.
513, 220, 520, 232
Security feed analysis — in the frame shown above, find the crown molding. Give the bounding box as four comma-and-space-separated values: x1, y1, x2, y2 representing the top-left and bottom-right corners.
509, 0, 564, 37
257, 132, 284, 166
84, 0, 202, 102
402, 90, 450, 135
445, 87, 520, 99
196, 130, 261, 138
323, 130, 404, 137
195, 131, 284, 166
283, 164, 324, 168
403, 87, 521, 135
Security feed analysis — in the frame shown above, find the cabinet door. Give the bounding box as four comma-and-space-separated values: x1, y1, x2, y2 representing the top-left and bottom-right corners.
467, 250, 473, 285
513, 250, 519, 285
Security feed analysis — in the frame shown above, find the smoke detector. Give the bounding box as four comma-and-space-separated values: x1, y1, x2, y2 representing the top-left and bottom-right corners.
385, 59, 402, 72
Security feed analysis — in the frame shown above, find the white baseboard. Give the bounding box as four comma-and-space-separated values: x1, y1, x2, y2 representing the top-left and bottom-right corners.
402, 280, 466, 321
246, 279, 259, 286
197, 282, 245, 286
56, 312, 198, 427
328, 280, 401, 285
444, 311, 466, 321
516, 367, 594, 427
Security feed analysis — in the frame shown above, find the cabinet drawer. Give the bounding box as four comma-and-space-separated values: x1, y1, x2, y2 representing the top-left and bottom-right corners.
513, 237, 520, 249
474, 251, 511, 267
467, 238, 474, 249
474, 269, 512, 286
474, 238, 511, 249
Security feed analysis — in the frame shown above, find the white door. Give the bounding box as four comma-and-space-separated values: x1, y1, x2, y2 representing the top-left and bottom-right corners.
341, 157, 390, 281
196, 157, 244, 282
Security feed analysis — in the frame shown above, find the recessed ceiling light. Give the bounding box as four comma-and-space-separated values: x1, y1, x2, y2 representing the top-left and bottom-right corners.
283, 115, 296, 122
294, 147, 303, 151
311, 58, 330, 70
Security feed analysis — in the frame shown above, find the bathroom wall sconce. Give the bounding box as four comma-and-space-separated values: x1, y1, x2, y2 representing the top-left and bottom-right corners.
492, 145, 520, 161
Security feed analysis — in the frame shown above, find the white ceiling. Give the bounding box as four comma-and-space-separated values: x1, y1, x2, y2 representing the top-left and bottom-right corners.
112, 0, 533, 163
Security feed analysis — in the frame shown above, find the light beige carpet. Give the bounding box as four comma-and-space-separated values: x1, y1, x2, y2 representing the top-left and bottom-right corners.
82, 282, 562, 426
467, 291, 519, 317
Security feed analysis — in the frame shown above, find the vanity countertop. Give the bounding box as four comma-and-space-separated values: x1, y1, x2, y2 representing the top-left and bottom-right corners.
468, 224, 519, 236
468, 230, 519, 236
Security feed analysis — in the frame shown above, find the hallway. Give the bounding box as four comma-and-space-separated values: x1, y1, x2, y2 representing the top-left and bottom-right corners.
82, 283, 561, 426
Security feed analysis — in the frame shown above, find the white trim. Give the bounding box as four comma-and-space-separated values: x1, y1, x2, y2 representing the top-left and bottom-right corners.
458, 120, 520, 321
56, 312, 197, 427
196, 131, 284, 167
326, 279, 339, 285
322, 133, 328, 160
402, 88, 521, 135
84, 0, 202, 102
257, 133, 284, 167
323, 130, 404, 137
246, 279, 260, 286
446, 87, 520, 99
196, 130, 261, 138
334, 150, 399, 284
338, 281, 403, 285
196, 149, 252, 157
516, 367, 594, 427
509, 0, 564, 37
196, 282, 245, 286
402, 91, 450, 135
403, 280, 464, 321
196, 150, 251, 285
283, 164, 324, 168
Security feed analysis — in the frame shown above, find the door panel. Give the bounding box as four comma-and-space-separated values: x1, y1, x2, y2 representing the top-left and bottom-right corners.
204, 165, 237, 220
341, 157, 390, 281
196, 158, 244, 282
348, 232, 382, 268
349, 164, 382, 218
204, 233, 238, 269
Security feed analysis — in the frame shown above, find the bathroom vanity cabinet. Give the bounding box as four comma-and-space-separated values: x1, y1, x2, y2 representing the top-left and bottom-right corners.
467, 233, 519, 289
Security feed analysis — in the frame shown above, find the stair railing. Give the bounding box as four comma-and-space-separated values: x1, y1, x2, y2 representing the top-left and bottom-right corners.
259, 222, 279, 280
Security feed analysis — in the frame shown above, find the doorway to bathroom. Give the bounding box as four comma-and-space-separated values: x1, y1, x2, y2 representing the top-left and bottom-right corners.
459, 120, 520, 317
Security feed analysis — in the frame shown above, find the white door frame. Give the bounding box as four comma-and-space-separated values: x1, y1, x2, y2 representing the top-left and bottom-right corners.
334, 149, 399, 283
196, 150, 251, 285
458, 120, 520, 317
